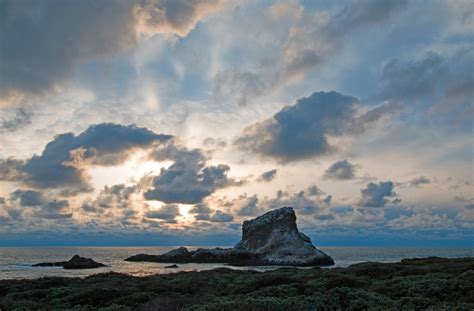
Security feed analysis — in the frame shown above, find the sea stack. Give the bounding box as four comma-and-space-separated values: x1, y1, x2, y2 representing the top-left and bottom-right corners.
234, 207, 333, 265
126, 207, 334, 266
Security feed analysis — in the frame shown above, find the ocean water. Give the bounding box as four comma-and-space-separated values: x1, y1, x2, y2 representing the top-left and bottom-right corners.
0, 246, 472, 280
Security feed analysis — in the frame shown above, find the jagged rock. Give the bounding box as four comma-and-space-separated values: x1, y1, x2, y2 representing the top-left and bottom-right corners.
125, 207, 334, 266
32, 255, 106, 269
234, 207, 333, 265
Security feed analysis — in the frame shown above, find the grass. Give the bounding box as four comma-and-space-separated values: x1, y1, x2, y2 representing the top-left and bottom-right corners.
0, 257, 472, 310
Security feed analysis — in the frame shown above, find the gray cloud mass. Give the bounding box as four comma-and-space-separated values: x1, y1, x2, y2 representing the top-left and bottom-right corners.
145, 144, 242, 204
235, 91, 393, 162
0, 123, 171, 191
190, 204, 233, 222
144, 204, 181, 221
10, 189, 46, 206
257, 169, 277, 182
358, 181, 397, 208
323, 159, 357, 180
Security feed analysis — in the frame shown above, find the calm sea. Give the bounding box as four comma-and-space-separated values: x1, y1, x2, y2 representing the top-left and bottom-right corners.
0, 246, 472, 280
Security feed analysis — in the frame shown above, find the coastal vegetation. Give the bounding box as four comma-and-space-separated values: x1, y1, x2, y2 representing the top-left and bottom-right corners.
0, 257, 472, 310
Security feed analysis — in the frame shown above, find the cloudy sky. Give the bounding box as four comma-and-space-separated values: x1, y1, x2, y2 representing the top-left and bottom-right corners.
0, 0, 472, 246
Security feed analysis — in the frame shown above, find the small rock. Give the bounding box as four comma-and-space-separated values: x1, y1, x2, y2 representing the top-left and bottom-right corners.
165, 264, 179, 268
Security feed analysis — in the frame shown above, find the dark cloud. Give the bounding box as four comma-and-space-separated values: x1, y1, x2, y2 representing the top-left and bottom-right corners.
144, 204, 180, 221
257, 169, 277, 182
145, 144, 242, 204
0, 108, 32, 132
0, 123, 171, 191
0, 0, 224, 105
235, 91, 357, 161
235, 91, 393, 162
358, 181, 398, 207
8, 189, 72, 219
10, 189, 46, 206
0, 0, 136, 104
323, 159, 357, 180
189, 204, 213, 221
36, 199, 72, 219
190, 203, 234, 223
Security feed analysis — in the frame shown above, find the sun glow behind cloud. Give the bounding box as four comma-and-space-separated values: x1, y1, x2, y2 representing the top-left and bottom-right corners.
89, 151, 173, 192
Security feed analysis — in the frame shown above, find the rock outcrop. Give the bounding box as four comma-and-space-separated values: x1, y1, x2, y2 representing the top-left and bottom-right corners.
165, 264, 179, 268
33, 255, 106, 269
234, 207, 333, 265
126, 207, 334, 266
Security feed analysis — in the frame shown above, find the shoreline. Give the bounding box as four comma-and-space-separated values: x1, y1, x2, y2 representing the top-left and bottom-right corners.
1, 246, 473, 280
1, 257, 472, 310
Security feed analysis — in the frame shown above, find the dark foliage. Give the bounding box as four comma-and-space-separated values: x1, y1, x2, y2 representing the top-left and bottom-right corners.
0, 257, 473, 310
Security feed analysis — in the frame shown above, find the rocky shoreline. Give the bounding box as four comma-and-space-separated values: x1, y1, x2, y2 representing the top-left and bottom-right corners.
1, 257, 472, 310
126, 207, 334, 267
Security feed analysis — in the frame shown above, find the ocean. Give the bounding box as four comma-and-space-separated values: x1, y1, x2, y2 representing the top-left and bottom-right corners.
0, 246, 472, 280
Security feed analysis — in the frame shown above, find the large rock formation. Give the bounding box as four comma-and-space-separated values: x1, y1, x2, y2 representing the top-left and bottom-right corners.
234, 207, 333, 265
32, 255, 106, 269
126, 207, 334, 266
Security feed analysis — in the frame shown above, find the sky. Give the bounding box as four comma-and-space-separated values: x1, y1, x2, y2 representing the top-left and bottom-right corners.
0, 0, 473, 247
